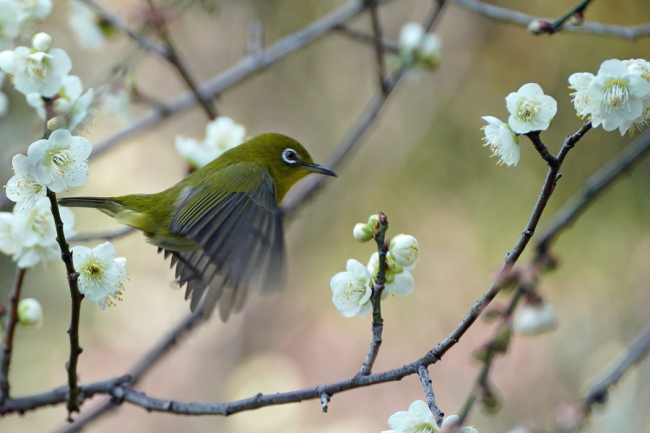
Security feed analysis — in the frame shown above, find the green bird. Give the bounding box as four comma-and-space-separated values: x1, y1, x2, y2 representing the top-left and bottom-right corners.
59, 133, 336, 320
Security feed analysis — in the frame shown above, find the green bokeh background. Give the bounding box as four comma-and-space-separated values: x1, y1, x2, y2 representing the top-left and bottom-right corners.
2, 0, 650, 432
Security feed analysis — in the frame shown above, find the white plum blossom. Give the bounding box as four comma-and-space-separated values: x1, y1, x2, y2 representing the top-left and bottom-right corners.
205, 116, 247, 150
17, 298, 42, 328
0, 33, 72, 97
506, 83, 557, 134
368, 252, 415, 298
0, 1, 18, 52
6, 153, 47, 211
481, 116, 520, 167
514, 302, 559, 335
1, 197, 76, 268
175, 136, 214, 169
27, 129, 92, 193
389, 234, 420, 270
399, 22, 441, 70
440, 415, 479, 433
624, 58, 650, 134
330, 259, 373, 317
568, 72, 596, 120
0, 212, 20, 256
175, 116, 246, 169
72, 242, 127, 309
51, 75, 96, 133
400, 23, 424, 57
68, 0, 107, 50
15, 0, 52, 37
382, 401, 479, 433
586, 59, 650, 135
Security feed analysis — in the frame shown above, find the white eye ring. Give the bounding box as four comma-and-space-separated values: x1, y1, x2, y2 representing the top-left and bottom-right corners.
282, 148, 299, 164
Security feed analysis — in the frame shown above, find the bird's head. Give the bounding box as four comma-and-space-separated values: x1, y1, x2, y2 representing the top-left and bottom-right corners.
240, 133, 336, 201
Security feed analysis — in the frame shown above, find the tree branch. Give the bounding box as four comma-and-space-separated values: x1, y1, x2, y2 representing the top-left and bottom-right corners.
46, 189, 83, 418
0, 375, 132, 415
367, 0, 388, 93
417, 364, 444, 426
448, 0, 650, 40
583, 321, 650, 409
0, 268, 27, 402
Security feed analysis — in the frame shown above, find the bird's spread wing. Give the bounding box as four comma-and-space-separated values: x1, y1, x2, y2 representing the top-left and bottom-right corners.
165, 165, 285, 321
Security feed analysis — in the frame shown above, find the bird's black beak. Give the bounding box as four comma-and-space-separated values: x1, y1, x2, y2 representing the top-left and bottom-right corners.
305, 162, 337, 177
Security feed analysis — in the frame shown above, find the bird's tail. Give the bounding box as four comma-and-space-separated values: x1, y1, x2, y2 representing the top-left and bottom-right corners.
58, 197, 126, 217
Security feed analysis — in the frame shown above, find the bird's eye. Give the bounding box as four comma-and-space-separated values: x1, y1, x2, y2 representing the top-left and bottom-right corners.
282, 148, 298, 164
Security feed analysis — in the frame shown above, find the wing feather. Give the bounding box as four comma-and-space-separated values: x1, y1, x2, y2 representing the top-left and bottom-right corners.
166, 167, 285, 320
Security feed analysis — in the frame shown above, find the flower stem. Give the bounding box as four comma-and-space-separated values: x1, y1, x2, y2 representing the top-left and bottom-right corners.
46, 188, 83, 418
550, 0, 593, 32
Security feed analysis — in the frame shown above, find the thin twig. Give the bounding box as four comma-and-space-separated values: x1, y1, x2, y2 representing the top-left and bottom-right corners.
145, 0, 218, 119
583, 321, 650, 409
359, 213, 388, 376
457, 284, 525, 423
417, 364, 444, 426
0, 268, 27, 402
526, 132, 557, 168
549, 0, 594, 33
333, 24, 400, 54
367, 0, 387, 93
506, 123, 591, 264
536, 127, 650, 254
77, 0, 172, 59
448, 0, 650, 40
46, 189, 83, 419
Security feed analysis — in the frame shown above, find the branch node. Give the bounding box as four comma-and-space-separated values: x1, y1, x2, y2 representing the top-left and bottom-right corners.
320, 393, 330, 413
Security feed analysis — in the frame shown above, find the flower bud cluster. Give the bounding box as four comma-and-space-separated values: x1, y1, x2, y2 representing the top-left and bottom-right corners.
398, 23, 442, 71
0, 33, 97, 133
176, 116, 247, 169
330, 215, 420, 317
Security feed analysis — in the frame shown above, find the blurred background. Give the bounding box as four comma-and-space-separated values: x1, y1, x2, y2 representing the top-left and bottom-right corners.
2, 0, 650, 432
